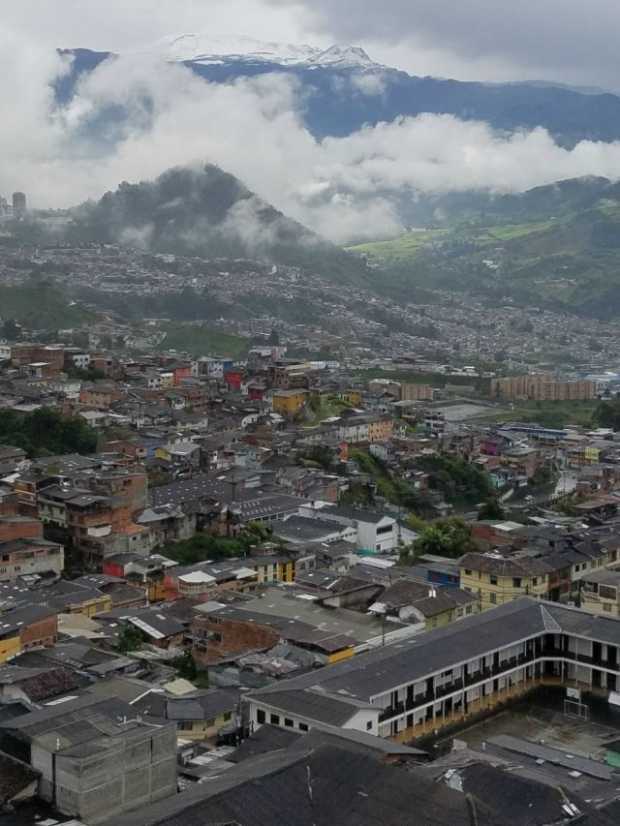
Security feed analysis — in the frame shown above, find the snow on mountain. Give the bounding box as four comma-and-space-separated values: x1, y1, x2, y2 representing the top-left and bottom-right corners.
310, 45, 376, 69
141, 33, 381, 70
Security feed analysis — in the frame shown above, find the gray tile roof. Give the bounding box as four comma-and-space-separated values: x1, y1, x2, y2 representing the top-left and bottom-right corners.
249, 598, 570, 702
255, 688, 365, 726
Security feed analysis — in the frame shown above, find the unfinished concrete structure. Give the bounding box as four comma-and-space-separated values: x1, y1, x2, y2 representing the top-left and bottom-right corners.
0, 694, 177, 823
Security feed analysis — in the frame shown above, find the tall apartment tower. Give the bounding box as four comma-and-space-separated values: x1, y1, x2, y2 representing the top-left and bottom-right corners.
12, 191, 27, 216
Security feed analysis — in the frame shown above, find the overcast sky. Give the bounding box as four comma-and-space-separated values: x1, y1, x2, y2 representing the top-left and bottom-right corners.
4, 0, 620, 87
5, 1, 620, 239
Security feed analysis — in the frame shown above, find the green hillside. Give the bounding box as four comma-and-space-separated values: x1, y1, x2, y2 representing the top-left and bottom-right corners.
70, 164, 372, 287
350, 177, 620, 318
0, 283, 94, 330
156, 323, 249, 359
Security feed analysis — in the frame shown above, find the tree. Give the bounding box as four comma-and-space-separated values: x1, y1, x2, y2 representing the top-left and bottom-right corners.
302, 445, 334, 471
416, 455, 493, 505
477, 498, 505, 521
554, 494, 579, 517
0, 407, 98, 458
405, 518, 478, 561
117, 624, 144, 653
172, 649, 197, 681
595, 398, 620, 431
1, 319, 21, 342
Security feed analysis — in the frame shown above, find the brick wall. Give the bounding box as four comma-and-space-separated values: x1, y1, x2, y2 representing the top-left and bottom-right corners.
20, 614, 58, 650
0, 517, 43, 542
192, 615, 279, 665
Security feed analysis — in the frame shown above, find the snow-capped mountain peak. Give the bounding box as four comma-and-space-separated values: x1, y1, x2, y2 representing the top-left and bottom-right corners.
141, 33, 382, 70
311, 45, 376, 69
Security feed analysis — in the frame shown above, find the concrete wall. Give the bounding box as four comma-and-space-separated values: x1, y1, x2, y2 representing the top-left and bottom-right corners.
43, 724, 177, 824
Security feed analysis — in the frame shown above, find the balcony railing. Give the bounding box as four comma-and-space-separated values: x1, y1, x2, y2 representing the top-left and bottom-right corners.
375, 647, 619, 724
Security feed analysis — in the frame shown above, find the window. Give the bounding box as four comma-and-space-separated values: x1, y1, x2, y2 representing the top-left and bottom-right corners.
366, 721, 373, 731
490, 575, 498, 586
466, 605, 473, 615
532, 577, 538, 586
603, 604, 612, 612
464, 569, 472, 576
284, 718, 294, 728
270, 713, 280, 725
299, 723, 309, 732
257, 709, 266, 724
513, 578, 522, 588
490, 593, 497, 604
223, 712, 232, 721
206, 718, 215, 727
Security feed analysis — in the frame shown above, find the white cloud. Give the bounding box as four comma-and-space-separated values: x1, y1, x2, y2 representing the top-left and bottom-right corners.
7, 35, 620, 245
2, 0, 312, 51
283, 0, 620, 89
350, 72, 387, 97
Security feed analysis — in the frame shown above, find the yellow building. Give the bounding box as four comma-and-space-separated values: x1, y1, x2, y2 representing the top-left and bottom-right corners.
424, 600, 479, 630
169, 689, 237, 741
0, 630, 20, 663
65, 592, 112, 618
277, 559, 295, 583
368, 417, 394, 443
272, 389, 308, 417
338, 390, 363, 406
159, 371, 175, 388
459, 553, 550, 610
327, 646, 355, 664
580, 570, 620, 617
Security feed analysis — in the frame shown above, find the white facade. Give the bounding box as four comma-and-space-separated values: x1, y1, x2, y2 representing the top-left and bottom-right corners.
248, 697, 380, 737
358, 516, 397, 553
71, 352, 91, 370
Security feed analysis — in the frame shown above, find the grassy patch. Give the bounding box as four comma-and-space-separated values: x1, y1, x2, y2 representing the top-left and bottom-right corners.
0, 284, 94, 329
477, 399, 598, 429
157, 323, 249, 359
353, 369, 490, 394
347, 229, 448, 263
305, 395, 351, 426
472, 220, 558, 242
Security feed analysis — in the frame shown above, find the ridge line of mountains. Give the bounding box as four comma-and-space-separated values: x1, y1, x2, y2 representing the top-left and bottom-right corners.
13, 38, 620, 319
58, 42, 620, 146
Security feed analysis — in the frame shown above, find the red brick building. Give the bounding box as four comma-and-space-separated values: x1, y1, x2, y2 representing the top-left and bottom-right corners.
192, 608, 280, 666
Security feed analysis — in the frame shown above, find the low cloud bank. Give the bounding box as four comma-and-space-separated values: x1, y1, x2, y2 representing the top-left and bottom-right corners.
5, 35, 620, 243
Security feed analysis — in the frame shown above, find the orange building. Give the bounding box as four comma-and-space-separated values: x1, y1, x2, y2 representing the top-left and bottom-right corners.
491, 374, 597, 402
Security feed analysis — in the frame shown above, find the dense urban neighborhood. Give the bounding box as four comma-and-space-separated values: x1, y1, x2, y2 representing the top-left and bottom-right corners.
1, 230, 620, 824
7, 4, 620, 814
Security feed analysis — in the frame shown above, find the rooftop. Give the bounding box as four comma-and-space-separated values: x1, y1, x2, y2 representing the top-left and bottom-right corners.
251, 598, 620, 703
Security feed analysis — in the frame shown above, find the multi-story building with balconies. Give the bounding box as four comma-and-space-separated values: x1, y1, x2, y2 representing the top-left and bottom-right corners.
247, 597, 620, 744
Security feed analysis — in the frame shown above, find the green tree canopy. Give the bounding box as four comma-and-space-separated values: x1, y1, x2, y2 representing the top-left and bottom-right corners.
117, 624, 144, 654
0, 408, 98, 458
416, 455, 493, 505
595, 398, 620, 431
404, 517, 478, 562
477, 498, 505, 521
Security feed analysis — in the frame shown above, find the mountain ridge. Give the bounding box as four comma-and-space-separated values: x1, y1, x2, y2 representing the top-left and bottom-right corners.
57, 45, 620, 146
141, 34, 379, 69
